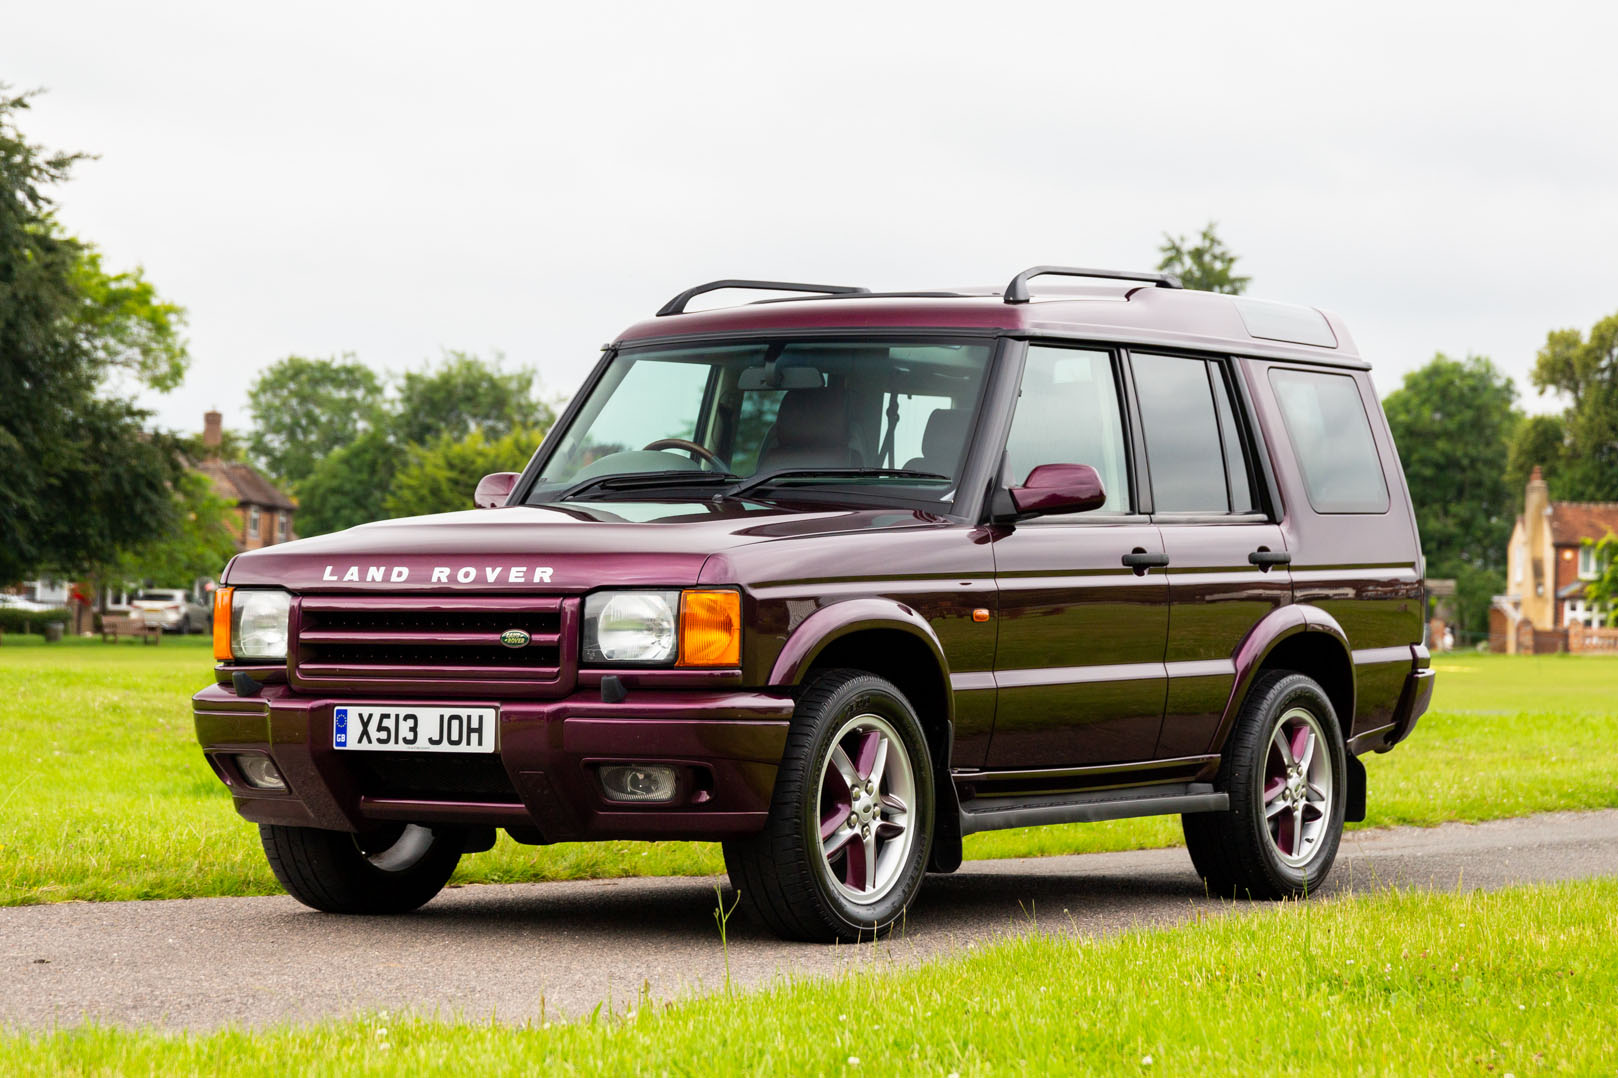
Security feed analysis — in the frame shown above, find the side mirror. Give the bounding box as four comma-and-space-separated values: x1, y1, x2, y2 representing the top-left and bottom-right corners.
1005, 463, 1107, 517
474, 471, 520, 509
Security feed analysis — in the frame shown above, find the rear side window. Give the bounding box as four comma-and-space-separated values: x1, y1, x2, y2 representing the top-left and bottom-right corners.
1132, 353, 1255, 514
1268, 369, 1389, 513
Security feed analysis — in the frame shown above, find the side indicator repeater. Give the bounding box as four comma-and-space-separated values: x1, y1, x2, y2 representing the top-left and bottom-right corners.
972, 608, 991, 622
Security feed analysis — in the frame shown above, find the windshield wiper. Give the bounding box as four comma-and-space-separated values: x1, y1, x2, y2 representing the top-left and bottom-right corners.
715, 467, 948, 502
540, 470, 740, 503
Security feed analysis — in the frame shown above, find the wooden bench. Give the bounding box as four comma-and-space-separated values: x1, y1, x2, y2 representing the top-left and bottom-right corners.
102, 616, 162, 645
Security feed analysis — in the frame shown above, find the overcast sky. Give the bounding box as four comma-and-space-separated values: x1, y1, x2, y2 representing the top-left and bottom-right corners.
9, 1, 1616, 437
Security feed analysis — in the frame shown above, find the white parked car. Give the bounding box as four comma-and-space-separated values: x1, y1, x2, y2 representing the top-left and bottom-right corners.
0, 594, 54, 613
131, 590, 212, 634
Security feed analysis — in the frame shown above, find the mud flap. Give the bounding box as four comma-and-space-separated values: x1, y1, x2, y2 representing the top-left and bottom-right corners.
1344, 753, 1367, 823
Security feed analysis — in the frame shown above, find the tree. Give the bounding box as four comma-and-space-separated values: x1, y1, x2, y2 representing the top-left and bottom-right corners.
1505, 413, 1568, 504
1382, 354, 1517, 634
1, 88, 188, 585
108, 468, 238, 587
1156, 222, 1250, 293
384, 428, 544, 519
1530, 313, 1618, 501
395, 350, 554, 448
245, 354, 385, 484
294, 429, 398, 537
1585, 533, 1618, 627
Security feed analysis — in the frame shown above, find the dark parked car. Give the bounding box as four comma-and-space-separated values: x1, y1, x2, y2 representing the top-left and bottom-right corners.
196, 267, 1433, 940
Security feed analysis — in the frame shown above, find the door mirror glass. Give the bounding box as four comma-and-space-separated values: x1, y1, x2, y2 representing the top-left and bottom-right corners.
1008, 463, 1107, 516
474, 472, 520, 509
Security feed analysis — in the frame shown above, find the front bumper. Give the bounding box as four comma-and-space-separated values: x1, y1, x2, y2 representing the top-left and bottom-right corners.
193, 683, 794, 842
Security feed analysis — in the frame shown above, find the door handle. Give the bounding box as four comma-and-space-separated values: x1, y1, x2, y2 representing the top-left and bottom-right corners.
1121, 549, 1170, 575
1248, 548, 1292, 568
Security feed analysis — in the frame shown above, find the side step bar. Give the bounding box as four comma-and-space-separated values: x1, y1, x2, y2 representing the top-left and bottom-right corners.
958, 782, 1228, 835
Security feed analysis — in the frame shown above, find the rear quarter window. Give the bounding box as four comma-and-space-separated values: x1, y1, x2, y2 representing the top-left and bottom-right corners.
1268, 368, 1389, 513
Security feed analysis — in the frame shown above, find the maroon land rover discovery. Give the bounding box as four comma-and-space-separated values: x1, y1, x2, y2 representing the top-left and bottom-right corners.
196, 266, 1434, 941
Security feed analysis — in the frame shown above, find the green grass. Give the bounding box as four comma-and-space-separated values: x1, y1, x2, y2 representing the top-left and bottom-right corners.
1, 640, 1614, 905
7, 878, 1614, 1074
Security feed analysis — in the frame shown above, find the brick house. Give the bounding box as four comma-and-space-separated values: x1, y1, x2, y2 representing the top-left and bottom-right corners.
1491, 466, 1617, 652
192, 411, 297, 551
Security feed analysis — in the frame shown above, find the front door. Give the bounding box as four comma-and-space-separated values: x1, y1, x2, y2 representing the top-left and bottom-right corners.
986, 345, 1170, 769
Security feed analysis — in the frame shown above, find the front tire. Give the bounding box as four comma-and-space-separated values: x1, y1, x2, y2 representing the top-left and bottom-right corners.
724, 669, 934, 942
260, 822, 464, 913
1182, 671, 1347, 899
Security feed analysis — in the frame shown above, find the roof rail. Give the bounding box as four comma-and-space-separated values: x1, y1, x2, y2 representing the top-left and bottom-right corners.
657, 279, 870, 317
1004, 265, 1183, 304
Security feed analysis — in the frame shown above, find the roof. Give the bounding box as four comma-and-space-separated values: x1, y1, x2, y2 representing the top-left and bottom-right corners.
1547, 502, 1618, 546
195, 458, 297, 511
614, 278, 1365, 369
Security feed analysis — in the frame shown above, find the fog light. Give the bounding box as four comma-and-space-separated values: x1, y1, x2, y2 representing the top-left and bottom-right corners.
236, 754, 286, 791
598, 764, 677, 803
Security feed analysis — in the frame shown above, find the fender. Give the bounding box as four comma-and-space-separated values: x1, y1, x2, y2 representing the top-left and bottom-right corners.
1211, 603, 1354, 754
768, 597, 953, 713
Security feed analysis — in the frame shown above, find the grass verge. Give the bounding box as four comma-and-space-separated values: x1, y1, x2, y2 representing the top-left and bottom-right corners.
1, 640, 1614, 904
7, 878, 1615, 1074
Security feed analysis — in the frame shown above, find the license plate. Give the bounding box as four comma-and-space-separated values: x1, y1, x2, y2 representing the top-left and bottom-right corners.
332, 706, 497, 753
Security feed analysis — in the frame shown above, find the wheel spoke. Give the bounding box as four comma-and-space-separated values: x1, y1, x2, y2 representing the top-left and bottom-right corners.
1292, 804, 1308, 857
1306, 781, 1327, 803
1272, 725, 1295, 768
880, 792, 908, 815
1294, 727, 1315, 771
1263, 776, 1287, 802
841, 831, 867, 889
828, 746, 859, 795
824, 822, 857, 859
1266, 796, 1289, 819
860, 831, 879, 891
854, 729, 884, 783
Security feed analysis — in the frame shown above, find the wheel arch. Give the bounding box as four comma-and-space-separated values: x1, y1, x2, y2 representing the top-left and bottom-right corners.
1216, 605, 1355, 755
768, 600, 962, 871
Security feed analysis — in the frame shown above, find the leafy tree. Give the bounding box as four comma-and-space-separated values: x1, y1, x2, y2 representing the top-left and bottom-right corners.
1382, 354, 1517, 634
1, 88, 187, 585
294, 429, 398, 536
108, 469, 238, 587
395, 350, 554, 448
1505, 413, 1568, 505
1530, 314, 1618, 501
1156, 222, 1250, 294
245, 354, 385, 484
384, 428, 544, 519
1585, 533, 1618, 627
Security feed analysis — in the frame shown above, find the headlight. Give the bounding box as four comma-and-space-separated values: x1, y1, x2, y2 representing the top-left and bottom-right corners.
584, 591, 678, 663
229, 590, 291, 661
583, 589, 743, 667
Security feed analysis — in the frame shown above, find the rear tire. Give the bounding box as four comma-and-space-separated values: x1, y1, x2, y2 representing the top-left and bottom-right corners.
260, 823, 464, 913
724, 669, 934, 942
1182, 670, 1346, 899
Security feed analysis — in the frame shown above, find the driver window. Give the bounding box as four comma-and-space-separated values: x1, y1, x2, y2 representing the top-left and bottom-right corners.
1002, 346, 1129, 513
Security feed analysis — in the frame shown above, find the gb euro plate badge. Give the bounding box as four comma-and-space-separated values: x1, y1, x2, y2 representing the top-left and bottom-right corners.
333, 706, 498, 753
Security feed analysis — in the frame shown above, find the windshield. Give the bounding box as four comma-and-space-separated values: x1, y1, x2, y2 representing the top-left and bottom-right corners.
526, 339, 994, 505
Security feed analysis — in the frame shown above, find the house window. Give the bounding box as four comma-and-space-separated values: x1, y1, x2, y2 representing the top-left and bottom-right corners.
277, 512, 288, 541
1515, 540, 1525, 584
248, 505, 260, 538
1579, 545, 1608, 580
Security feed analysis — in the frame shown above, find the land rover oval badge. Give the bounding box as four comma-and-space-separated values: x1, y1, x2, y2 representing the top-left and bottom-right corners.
500, 629, 531, 649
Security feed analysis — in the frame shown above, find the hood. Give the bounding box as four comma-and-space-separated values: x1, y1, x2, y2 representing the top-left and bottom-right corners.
222, 501, 951, 593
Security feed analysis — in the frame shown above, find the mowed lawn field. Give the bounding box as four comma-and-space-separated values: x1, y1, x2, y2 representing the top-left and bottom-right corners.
8, 879, 1616, 1075
1, 637, 1614, 905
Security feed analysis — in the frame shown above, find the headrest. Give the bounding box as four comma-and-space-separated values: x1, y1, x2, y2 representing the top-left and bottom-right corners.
921, 408, 971, 461
773, 387, 848, 449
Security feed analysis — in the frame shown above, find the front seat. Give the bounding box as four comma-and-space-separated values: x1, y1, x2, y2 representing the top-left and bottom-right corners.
903, 407, 970, 476
757, 386, 857, 472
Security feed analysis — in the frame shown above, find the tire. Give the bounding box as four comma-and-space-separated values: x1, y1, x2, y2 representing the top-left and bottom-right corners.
260, 822, 464, 913
723, 669, 934, 942
179, 615, 192, 635
1182, 670, 1347, 899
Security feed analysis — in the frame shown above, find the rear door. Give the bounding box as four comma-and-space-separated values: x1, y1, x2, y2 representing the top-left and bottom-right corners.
986, 344, 1169, 768
1128, 352, 1293, 760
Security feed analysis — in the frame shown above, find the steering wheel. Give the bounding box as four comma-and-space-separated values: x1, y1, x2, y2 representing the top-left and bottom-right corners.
643, 437, 727, 471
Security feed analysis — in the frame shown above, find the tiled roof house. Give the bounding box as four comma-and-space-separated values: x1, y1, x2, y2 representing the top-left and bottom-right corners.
193, 411, 297, 551
1492, 466, 1617, 652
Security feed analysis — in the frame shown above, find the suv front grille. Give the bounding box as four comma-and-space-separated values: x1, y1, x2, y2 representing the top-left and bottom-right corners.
291, 595, 579, 699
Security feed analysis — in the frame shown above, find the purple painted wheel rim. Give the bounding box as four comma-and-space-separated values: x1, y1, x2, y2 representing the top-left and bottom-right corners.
1262, 707, 1332, 868
815, 713, 916, 906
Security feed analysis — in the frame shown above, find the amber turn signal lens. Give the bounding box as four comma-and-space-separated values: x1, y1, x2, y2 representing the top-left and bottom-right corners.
212, 587, 234, 661
677, 590, 741, 667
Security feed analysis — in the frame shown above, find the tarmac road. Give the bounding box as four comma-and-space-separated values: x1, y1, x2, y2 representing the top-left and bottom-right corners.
2, 809, 1614, 1032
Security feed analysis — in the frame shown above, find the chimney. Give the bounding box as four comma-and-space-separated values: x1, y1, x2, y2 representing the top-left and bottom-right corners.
203, 411, 223, 454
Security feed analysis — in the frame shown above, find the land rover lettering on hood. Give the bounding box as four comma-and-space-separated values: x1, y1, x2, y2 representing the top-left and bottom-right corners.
194, 268, 1433, 942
